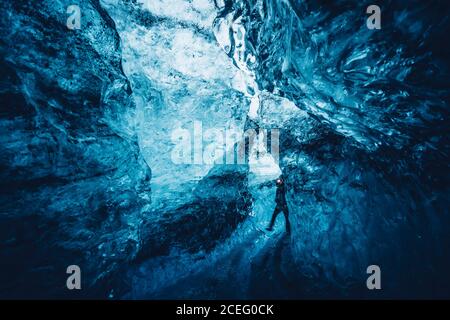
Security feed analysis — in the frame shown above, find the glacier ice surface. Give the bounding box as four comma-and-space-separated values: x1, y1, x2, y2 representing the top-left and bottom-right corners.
0, 0, 449, 298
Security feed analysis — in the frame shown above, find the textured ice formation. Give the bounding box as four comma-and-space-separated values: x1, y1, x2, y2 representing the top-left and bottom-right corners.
0, 0, 449, 299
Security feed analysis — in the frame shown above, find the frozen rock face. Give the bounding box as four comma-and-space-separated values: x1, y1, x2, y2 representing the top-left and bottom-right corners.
0, 0, 449, 299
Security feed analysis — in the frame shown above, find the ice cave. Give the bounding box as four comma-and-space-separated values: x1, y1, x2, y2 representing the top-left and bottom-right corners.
0, 0, 449, 299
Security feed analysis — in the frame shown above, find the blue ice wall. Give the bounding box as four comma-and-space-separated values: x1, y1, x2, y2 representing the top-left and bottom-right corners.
0, 0, 449, 299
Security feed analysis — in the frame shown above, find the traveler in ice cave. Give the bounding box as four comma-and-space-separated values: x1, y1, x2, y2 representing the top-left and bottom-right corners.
266, 177, 291, 234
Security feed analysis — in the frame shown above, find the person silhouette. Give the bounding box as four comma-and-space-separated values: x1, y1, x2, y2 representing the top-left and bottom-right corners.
266, 178, 291, 234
